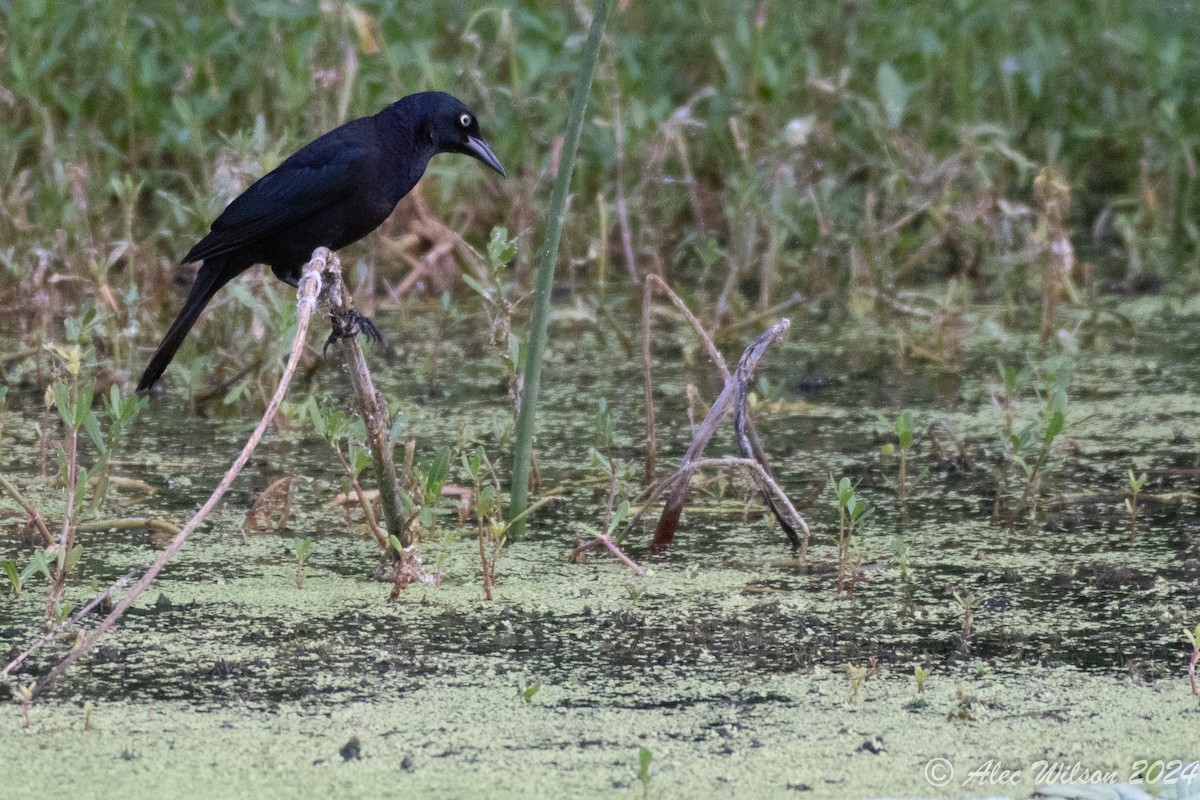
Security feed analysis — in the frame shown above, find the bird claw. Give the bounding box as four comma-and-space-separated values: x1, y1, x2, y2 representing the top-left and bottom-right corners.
324, 310, 385, 356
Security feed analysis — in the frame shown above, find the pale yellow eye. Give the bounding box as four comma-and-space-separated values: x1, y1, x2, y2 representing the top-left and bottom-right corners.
459, 113, 471, 128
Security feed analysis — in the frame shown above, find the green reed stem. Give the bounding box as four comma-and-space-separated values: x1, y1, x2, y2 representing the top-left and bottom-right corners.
508, 0, 613, 538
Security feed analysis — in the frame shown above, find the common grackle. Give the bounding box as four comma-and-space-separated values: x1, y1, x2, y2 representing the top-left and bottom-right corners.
136, 91, 505, 391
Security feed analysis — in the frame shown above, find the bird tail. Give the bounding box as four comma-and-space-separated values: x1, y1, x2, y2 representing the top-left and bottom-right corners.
136, 261, 234, 392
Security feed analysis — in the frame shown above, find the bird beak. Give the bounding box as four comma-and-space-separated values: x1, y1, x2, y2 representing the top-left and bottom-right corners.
465, 135, 506, 177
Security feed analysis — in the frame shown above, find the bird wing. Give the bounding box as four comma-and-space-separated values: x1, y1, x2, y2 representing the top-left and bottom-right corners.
183, 136, 372, 264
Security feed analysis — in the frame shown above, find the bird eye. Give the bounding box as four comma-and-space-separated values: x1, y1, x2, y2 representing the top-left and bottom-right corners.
459, 113, 472, 128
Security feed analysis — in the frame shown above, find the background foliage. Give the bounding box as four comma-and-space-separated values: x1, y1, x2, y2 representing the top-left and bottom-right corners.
1, 0, 1198, 385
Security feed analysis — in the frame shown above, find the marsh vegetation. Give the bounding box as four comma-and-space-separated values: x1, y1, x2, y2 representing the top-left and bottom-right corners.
2, 1, 1199, 797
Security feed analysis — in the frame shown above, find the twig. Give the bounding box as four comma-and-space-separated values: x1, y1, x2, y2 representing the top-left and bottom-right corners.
646, 274, 727, 373
651, 319, 798, 552
76, 518, 181, 535
30, 249, 329, 698
569, 460, 646, 575
610, 76, 638, 281
732, 331, 804, 555
626, 456, 808, 546
570, 534, 646, 576
324, 253, 408, 550
330, 447, 389, 551
2, 565, 140, 679
0, 472, 54, 546
644, 274, 775, 470
640, 277, 657, 483
45, 390, 81, 621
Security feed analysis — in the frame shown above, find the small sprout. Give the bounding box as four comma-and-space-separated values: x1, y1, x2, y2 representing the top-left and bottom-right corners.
517, 678, 540, 704
294, 537, 314, 590
892, 536, 911, 583
914, 665, 933, 694
832, 476, 869, 594
953, 592, 978, 640
14, 681, 35, 727
637, 747, 654, 800
846, 663, 870, 700
1126, 469, 1148, 529
594, 398, 614, 450
894, 409, 915, 507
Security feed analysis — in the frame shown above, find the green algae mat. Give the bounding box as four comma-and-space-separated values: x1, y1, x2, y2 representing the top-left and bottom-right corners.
3, 299, 1200, 798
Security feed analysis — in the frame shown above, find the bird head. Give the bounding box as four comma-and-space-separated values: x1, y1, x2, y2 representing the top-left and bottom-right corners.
411, 92, 506, 178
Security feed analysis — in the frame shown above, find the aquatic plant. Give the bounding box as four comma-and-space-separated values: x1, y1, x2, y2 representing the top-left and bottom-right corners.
1125, 469, 1147, 533
637, 747, 654, 800
914, 665, 933, 695
294, 536, 313, 590
509, 0, 613, 536
832, 476, 868, 594
461, 226, 523, 417
993, 358, 1070, 527
846, 663, 870, 701
880, 409, 916, 511
954, 591, 978, 641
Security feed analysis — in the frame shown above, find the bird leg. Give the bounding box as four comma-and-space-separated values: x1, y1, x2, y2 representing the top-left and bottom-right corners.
324, 308, 384, 356
276, 270, 384, 354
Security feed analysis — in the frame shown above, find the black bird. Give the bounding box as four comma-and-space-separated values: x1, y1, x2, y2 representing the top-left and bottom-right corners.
136, 91, 505, 392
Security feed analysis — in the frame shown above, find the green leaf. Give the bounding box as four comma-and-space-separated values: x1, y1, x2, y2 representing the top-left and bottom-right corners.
305, 397, 327, 438
388, 413, 408, 447
876, 62, 912, 127
295, 537, 313, 560
610, 500, 630, 533
84, 407, 105, 452
20, 549, 52, 584
638, 747, 653, 779
487, 226, 517, 268
896, 410, 914, 448
425, 446, 451, 500
1044, 410, 1064, 443
1185, 624, 1200, 648
1050, 387, 1069, 415
1, 559, 20, 594
460, 273, 494, 303
74, 381, 95, 428
64, 544, 83, 573
53, 382, 75, 429
1010, 453, 1031, 476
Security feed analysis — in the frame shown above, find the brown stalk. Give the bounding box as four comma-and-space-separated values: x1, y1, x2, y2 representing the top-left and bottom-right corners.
323, 253, 409, 550
610, 76, 639, 281
76, 518, 181, 535
644, 274, 784, 512
44, 407, 79, 620
569, 460, 645, 576
0, 472, 54, 546
640, 277, 657, 484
